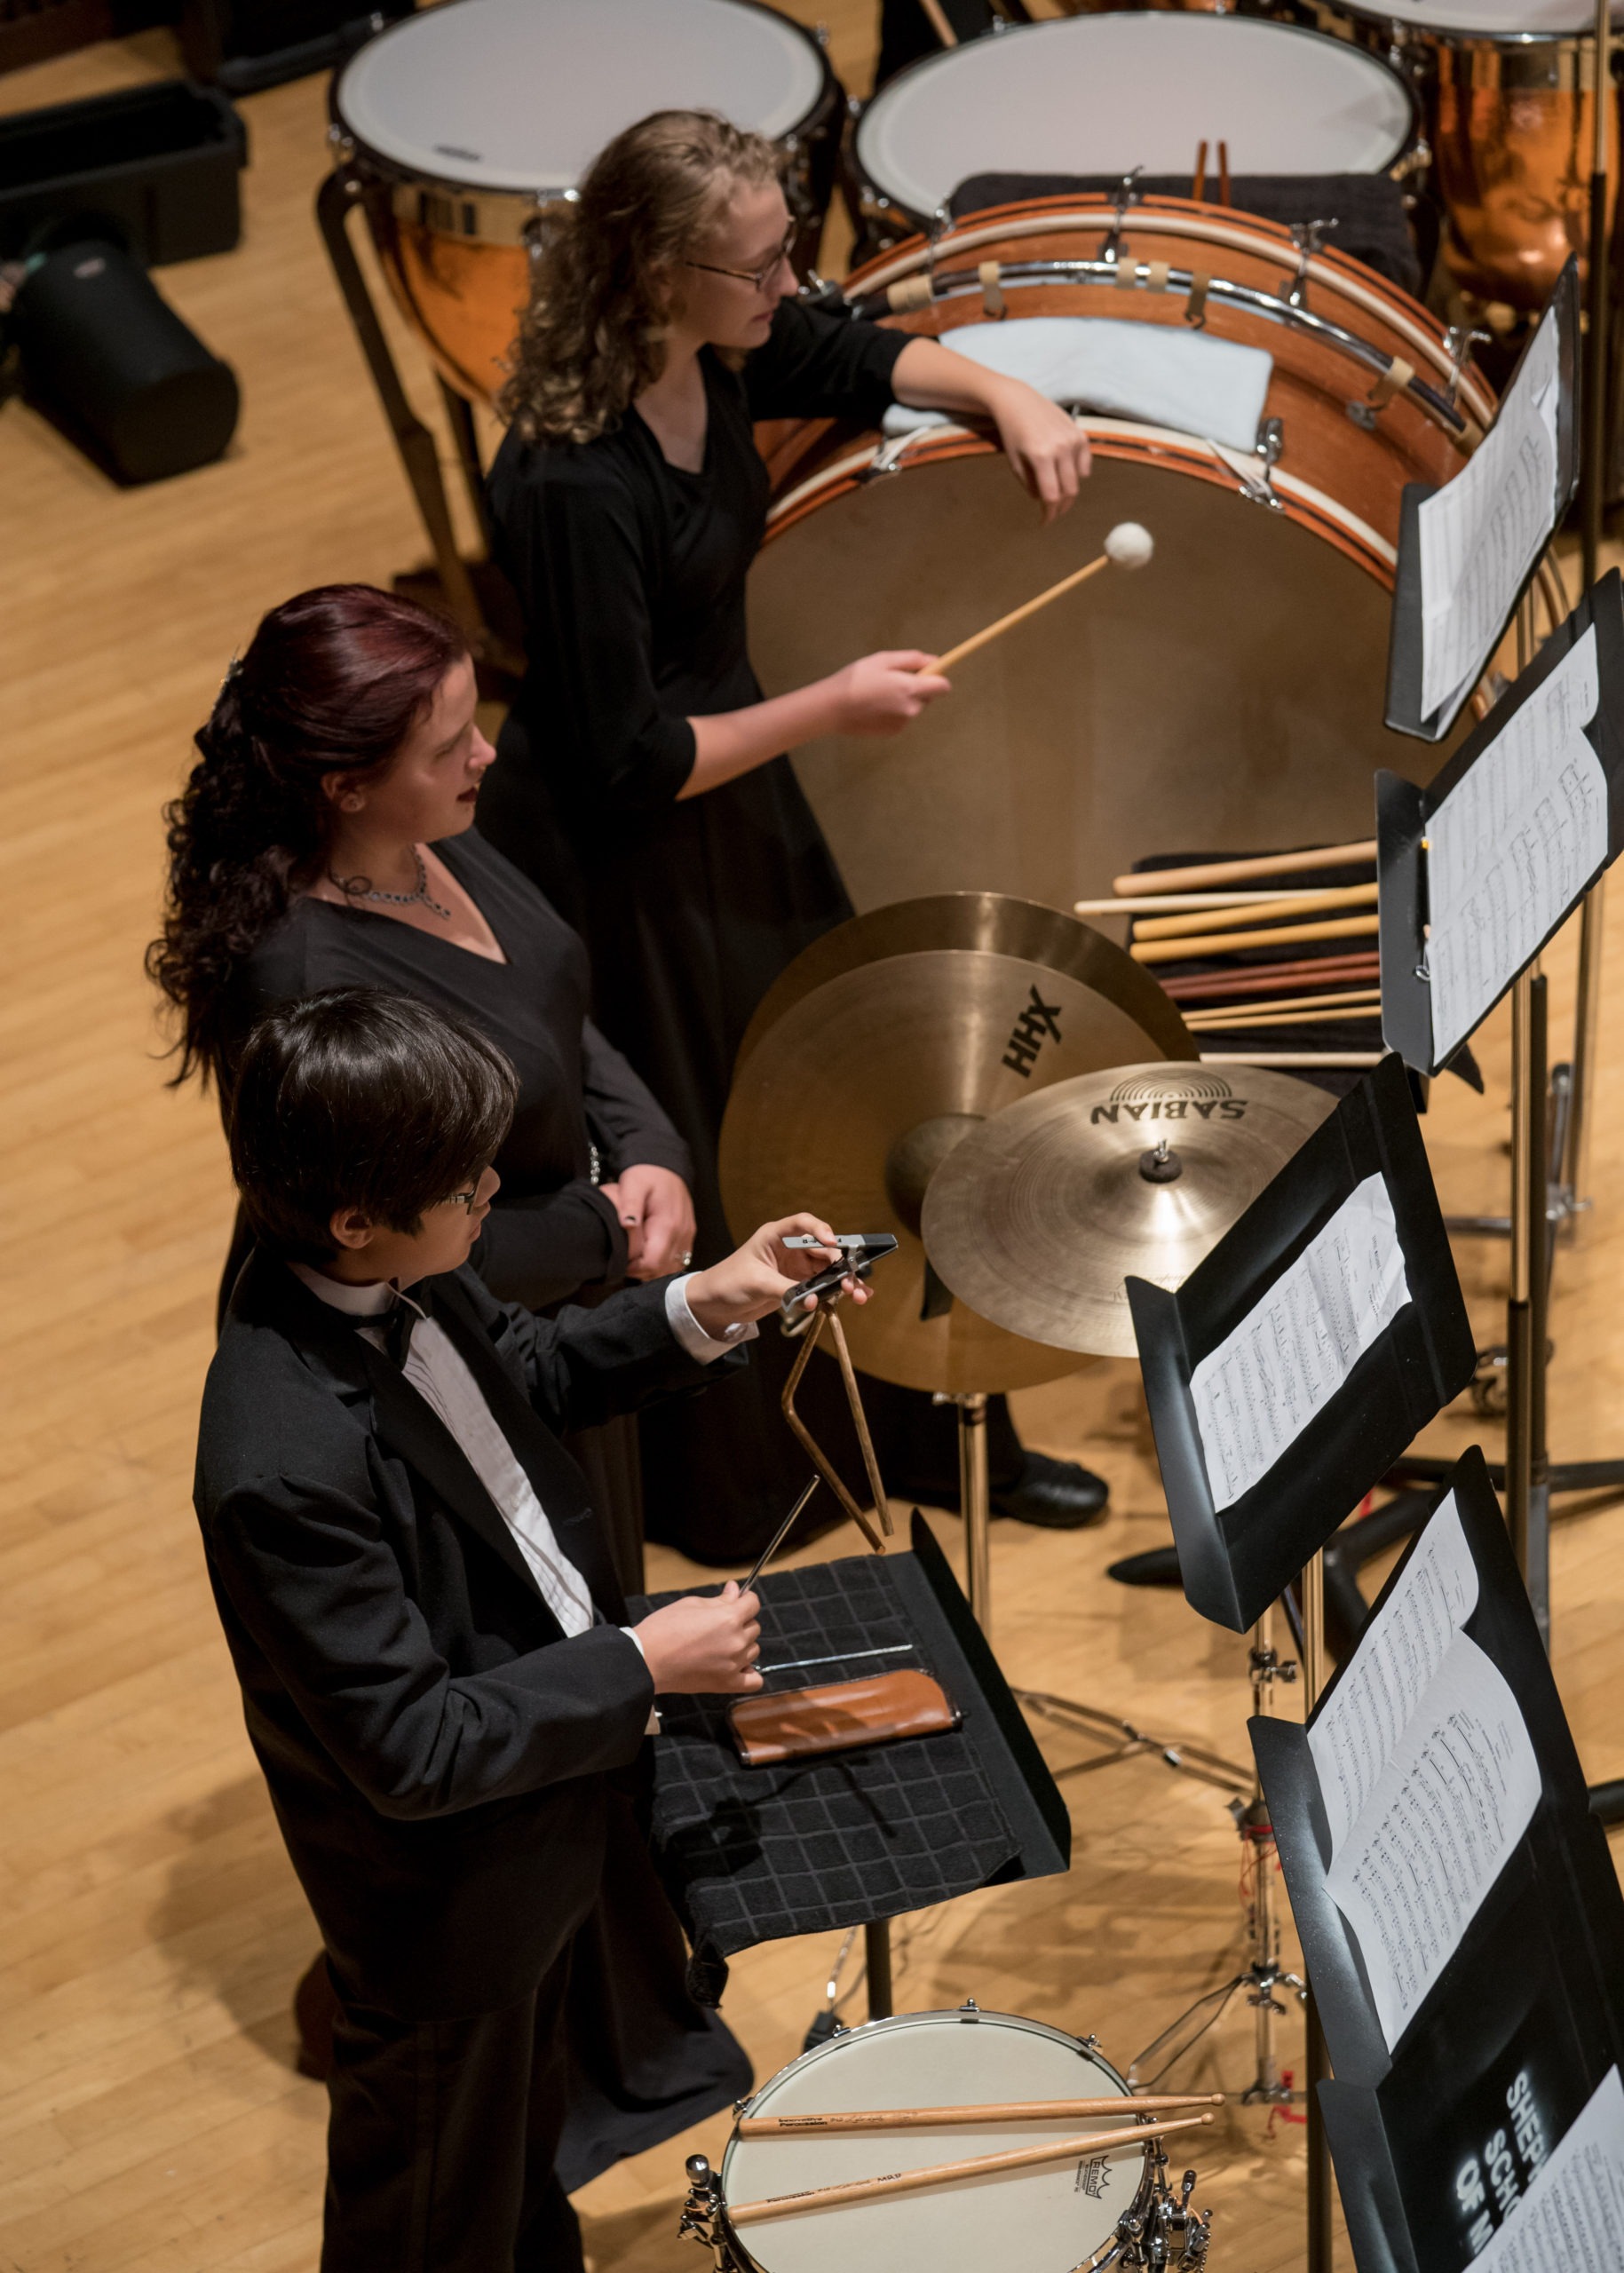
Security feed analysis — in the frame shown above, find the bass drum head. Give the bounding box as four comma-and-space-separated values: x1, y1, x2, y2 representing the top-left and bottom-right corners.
337, 0, 828, 194
752, 450, 1433, 915
721, 2009, 1139, 2273
853, 16, 1414, 218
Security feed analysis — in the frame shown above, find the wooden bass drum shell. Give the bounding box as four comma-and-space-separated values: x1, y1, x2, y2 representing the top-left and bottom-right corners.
749, 198, 1484, 915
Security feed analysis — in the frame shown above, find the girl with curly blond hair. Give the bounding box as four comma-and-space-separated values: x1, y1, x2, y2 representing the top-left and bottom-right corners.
479, 107, 1107, 1560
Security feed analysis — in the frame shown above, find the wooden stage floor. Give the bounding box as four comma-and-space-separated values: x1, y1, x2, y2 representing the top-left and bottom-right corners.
4, 15, 1623, 2270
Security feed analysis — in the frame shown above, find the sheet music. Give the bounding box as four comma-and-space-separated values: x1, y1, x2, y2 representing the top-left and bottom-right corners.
1426, 624, 1606, 1064
1419, 304, 1560, 721
1189, 1176, 1410, 1509
1308, 1491, 1477, 1848
1471, 2067, 1624, 2270
1306, 1500, 1541, 2049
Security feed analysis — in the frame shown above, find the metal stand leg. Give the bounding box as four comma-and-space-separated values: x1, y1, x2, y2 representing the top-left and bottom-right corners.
1508, 970, 1553, 1645
956, 1393, 992, 1631
436, 373, 495, 556
1128, 1601, 1303, 2095
1565, 879, 1606, 1229
315, 171, 488, 651
865, 1921, 893, 2019
1301, 1549, 1334, 2273
1583, 0, 1612, 586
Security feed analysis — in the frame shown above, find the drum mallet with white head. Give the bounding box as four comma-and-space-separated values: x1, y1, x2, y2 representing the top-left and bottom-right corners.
922, 521, 1154, 677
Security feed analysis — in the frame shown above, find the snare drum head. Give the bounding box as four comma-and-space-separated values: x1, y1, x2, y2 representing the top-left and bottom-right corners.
753, 448, 1437, 915
336, 0, 826, 192
856, 16, 1413, 215
722, 2010, 1138, 2273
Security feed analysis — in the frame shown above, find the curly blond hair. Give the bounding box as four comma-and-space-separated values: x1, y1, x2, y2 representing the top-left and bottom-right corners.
501, 110, 780, 447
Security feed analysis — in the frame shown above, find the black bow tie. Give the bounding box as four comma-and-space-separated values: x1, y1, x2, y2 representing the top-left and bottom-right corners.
378, 1286, 427, 1367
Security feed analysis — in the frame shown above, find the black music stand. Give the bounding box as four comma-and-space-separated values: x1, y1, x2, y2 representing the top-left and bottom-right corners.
1127, 1055, 1474, 2273
1127, 1054, 1475, 1637
631, 1513, 1070, 2008
1253, 1449, 1624, 2273
1385, 258, 1579, 744
1379, 569, 1624, 1643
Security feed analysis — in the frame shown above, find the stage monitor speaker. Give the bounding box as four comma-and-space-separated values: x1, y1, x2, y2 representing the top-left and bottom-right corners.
9, 238, 239, 483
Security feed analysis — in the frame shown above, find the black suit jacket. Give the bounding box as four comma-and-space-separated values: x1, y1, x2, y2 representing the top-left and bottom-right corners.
194, 1250, 737, 2019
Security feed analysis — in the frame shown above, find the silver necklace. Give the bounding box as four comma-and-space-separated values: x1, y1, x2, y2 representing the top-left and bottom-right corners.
329, 847, 451, 920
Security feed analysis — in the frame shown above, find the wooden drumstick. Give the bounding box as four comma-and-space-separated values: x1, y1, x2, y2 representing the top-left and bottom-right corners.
1073, 891, 1345, 916
923, 523, 1153, 677
1112, 842, 1377, 896
1132, 914, 1381, 965
1185, 1000, 1384, 1032
1132, 883, 1379, 942
917, 0, 958, 46
1182, 986, 1381, 1022
1162, 954, 1380, 1003
737, 2091, 1222, 2137
727, 2113, 1213, 2226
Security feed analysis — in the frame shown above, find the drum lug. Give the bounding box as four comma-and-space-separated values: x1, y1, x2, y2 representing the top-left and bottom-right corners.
814, 19, 829, 46
1390, 136, 1431, 182
1101, 168, 1143, 271
678, 2155, 733, 2268
1283, 218, 1337, 311
956, 1997, 981, 2016
860, 432, 916, 481
1213, 418, 1285, 512
1443, 321, 1492, 408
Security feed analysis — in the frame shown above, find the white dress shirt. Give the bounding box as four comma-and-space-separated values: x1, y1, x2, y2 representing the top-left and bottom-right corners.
291, 1265, 753, 1672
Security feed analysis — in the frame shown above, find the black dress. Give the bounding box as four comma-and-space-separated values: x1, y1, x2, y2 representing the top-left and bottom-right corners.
479, 303, 1033, 1559
219, 831, 749, 2186
221, 829, 692, 1588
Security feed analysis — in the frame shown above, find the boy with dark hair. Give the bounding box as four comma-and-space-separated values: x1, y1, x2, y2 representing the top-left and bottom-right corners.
195, 987, 861, 2272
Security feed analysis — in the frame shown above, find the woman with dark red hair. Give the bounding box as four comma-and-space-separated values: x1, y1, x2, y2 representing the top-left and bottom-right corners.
149, 583, 746, 2180
150, 584, 697, 1460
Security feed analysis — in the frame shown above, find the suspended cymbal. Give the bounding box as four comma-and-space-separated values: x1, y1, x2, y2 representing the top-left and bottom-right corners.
735, 891, 1196, 1072
922, 1063, 1335, 1359
719, 898, 1198, 1394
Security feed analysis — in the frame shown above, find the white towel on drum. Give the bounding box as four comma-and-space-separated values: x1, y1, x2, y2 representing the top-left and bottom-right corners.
883, 316, 1272, 455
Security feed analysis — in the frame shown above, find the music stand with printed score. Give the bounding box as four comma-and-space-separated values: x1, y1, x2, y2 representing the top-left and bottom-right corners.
1126, 1053, 1476, 1640
1125, 1057, 1474, 2267
1379, 569, 1624, 1646
1252, 1448, 1624, 2273
1384, 259, 1580, 748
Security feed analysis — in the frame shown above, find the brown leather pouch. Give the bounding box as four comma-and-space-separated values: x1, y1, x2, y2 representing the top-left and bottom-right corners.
727, 1669, 959, 1767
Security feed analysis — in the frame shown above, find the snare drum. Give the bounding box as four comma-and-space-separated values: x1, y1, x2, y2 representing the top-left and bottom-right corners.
749, 197, 1501, 916
683, 2008, 1152, 2273
1315, 0, 1622, 309
329, 0, 842, 403
847, 15, 1419, 253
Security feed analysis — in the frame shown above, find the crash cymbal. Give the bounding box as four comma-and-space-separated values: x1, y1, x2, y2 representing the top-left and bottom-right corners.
922, 1063, 1335, 1359
735, 892, 1196, 1072
719, 901, 1198, 1395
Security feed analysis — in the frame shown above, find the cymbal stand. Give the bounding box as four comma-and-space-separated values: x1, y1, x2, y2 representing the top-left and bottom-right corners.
1127, 1601, 1305, 2099
780, 1302, 891, 1554
940, 1390, 1253, 1787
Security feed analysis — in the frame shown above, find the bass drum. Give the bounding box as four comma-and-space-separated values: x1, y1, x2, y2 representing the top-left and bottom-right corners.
749, 196, 1496, 915
329, 0, 842, 404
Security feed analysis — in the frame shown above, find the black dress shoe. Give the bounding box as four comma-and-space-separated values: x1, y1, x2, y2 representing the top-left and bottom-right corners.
990, 1449, 1110, 1529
